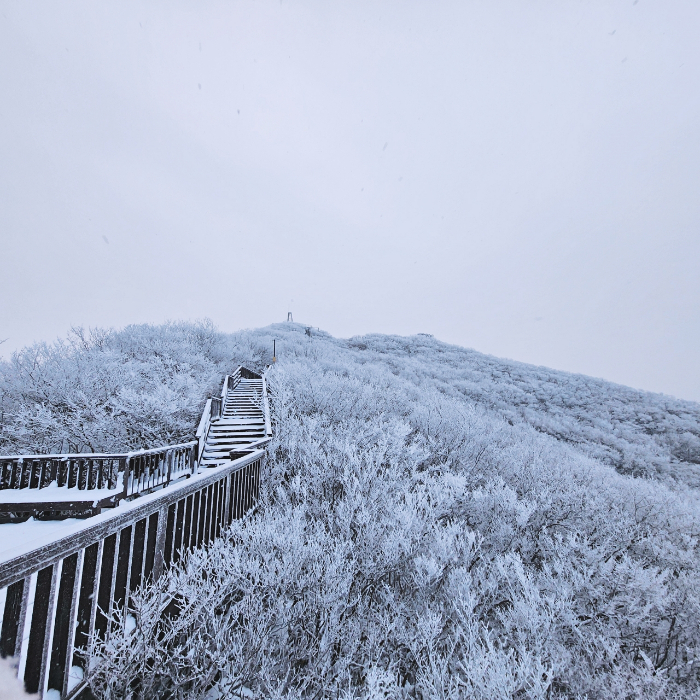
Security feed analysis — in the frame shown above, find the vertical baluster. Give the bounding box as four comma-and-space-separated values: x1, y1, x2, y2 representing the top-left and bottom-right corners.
220, 475, 231, 531
214, 481, 224, 538
151, 507, 169, 580
192, 491, 203, 548
47, 553, 79, 695
0, 578, 25, 658
250, 459, 258, 507
237, 467, 246, 519
72, 540, 100, 672
164, 504, 176, 567
17, 571, 38, 685
205, 484, 215, 543
27, 460, 37, 489
239, 465, 248, 515
113, 526, 133, 617
231, 469, 240, 520
199, 488, 209, 545
11, 460, 20, 489
249, 462, 256, 511
144, 512, 160, 581
216, 478, 225, 537
117, 457, 125, 491
19, 460, 30, 489
199, 485, 209, 545
48, 459, 59, 487
247, 463, 254, 512
224, 474, 233, 525
130, 518, 147, 596
57, 459, 67, 488
75, 459, 83, 490
227, 472, 237, 524
94, 534, 117, 640
86, 459, 94, 491
67, 459, 76, 489
163, 450, 171, 487
39, 459, 47, 488
60, 549, 84, 698
172, 499, 185, 563
22, 562, 60, 695
138, 455, 144, 495
239, 466, 247, 518
183, 495, 193, 551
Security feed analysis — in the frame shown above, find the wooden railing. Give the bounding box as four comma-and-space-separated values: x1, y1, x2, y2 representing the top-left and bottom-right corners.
0, 450, 264, 699
123, 441, 197, 498
194, 368, 244, 458
0, 443, 199, 520
0, 455, 125, 492
0, 366, 272, 697
263, 375, 272, 438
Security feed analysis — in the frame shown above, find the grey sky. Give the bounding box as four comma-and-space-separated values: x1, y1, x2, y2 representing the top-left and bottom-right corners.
1, 0, 699, 401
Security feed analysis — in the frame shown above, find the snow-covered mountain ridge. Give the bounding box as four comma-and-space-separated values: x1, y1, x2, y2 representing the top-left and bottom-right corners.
6, 322, 699, 697
81, 321, 700, 698
342, 331, 700, 490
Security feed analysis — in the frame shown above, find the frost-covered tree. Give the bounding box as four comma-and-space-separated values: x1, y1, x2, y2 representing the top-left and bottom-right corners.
82, 324, 700, 699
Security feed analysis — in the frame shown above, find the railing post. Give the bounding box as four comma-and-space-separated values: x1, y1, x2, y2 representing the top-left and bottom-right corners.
122, 457, 131, 501
263, 375, 272, 438
165, 449, 173, 487
152, 506, 168, 580
221, 375, 229, 412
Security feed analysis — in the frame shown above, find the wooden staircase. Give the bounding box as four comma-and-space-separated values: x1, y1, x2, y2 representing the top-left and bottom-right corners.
200, 375, 270, 466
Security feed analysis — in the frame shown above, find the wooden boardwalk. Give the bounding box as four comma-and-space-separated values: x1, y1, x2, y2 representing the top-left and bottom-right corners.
0, 367, 272, 699
201, 374, 270, 465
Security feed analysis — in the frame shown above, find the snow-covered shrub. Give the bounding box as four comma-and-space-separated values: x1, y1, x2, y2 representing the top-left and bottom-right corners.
0, 320, 263, 453
85, 329, 700, 699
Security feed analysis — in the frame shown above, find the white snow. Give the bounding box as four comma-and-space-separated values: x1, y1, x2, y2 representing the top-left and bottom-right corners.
0, 484, 119, 504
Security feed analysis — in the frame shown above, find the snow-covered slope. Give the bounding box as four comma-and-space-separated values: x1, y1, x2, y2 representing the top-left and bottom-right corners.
81, 321, 700, 699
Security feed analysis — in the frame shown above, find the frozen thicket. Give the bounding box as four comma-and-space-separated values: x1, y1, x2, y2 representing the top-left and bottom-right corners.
76, 323, 700, 699
0, 321, 269, 454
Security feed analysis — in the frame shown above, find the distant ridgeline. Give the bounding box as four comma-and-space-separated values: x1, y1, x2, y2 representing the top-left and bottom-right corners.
1, 322, 699, 490
347, 334, 700, 489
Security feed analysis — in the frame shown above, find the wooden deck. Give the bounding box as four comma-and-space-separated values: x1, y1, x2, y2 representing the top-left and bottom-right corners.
0, 367, 272, 699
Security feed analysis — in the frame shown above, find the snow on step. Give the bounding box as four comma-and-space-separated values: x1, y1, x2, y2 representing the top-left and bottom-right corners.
199, 377, 269, 467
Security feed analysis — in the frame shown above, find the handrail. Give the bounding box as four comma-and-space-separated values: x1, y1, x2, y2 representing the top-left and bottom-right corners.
0, 452, 126, 461
126, 441, 197, 458
0, 368, 272, 698
123, 441, 197, 499
1, 442, 198, 497
195, 398, 213, 466
0, 449, 264, 587
0, 450, 265, 698
262, 375, 272, 437
195, 399, 212, 439
193, 367, 248, 467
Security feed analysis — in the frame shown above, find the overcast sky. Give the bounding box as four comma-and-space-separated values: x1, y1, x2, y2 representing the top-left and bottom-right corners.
1, 0, 699, 401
